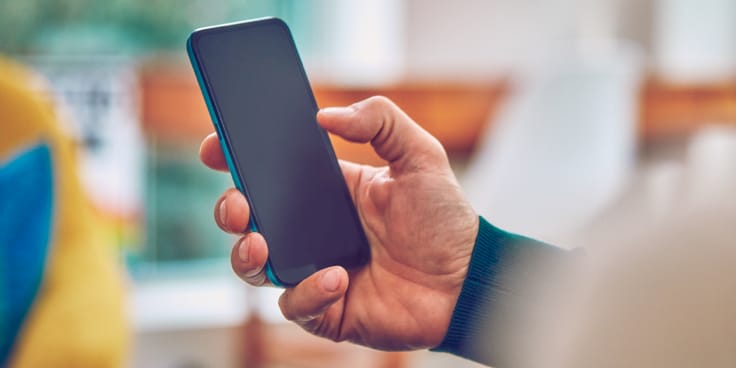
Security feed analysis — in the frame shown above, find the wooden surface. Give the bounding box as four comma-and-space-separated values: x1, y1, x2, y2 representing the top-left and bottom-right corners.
639, 78, 736, 139
140, 66, 736, 165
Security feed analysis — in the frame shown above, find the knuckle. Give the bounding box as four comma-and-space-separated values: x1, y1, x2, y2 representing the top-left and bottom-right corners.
428, 135, 448, 160
232, 257, 268, 286
247, 275, 267, 287
242, 264, 265, 279
364, 95, 393, 110
410, 136, 450, 172
416, 129, 445, 156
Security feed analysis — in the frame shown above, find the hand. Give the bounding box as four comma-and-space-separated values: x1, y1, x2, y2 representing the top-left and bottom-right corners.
200, 96, 479, 350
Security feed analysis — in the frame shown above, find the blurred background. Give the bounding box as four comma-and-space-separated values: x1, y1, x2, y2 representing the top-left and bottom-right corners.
0, 0, 734, 367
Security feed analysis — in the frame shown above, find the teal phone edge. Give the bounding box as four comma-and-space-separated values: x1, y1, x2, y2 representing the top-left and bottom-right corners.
186, 17, 285, 287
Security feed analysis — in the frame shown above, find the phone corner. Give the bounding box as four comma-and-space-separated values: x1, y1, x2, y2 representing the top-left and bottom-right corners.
265, 264, 285, 288
267, 16, 289, 29
185, 32, 199, 55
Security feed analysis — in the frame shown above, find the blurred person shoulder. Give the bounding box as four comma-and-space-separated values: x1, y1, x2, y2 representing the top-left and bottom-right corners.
526, 178, 736, 368
0, 55, 129, 368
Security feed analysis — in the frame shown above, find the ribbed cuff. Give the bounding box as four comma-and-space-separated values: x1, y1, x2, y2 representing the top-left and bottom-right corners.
431, 216, 565, 366
431, 216, 510, 358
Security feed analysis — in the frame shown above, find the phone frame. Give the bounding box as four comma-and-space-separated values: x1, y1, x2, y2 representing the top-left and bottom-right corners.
186, 17, 369, 287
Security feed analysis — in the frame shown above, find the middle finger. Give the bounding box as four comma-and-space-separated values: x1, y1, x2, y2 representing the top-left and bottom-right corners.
214, 188, 251, 233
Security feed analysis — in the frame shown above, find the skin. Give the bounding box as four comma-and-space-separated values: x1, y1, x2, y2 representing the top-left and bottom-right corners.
200, 96, 479, 350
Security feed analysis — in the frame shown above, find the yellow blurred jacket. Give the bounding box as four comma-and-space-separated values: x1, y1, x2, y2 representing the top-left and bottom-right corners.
0, 57, 128, 367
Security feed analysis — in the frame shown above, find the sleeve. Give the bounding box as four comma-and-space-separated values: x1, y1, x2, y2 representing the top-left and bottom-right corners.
431, 216, 569, 367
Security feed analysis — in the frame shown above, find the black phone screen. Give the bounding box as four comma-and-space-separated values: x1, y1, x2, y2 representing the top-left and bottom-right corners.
188, 18, 369, 286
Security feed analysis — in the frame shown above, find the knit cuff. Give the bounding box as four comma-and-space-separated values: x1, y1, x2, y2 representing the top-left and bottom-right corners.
431, 216, 566, 365
431, 216, 509, 358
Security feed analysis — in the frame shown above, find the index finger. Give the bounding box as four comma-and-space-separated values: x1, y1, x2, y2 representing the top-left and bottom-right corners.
199, 132, 229, 172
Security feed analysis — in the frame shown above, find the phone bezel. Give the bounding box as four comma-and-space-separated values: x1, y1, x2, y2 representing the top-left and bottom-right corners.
186, 17, 370, 287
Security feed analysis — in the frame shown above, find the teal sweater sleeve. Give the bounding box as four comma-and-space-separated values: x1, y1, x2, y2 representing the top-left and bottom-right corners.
432, 216, 568, 366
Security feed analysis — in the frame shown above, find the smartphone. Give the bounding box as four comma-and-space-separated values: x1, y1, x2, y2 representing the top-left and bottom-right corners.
187, 17, 370, 287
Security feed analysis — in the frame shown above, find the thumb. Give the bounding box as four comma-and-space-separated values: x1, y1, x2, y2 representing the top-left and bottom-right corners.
317, 96, 447, 172
278, 267, 348, 334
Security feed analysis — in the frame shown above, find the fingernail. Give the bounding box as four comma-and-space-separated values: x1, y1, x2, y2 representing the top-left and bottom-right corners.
319, 106, 353, 116
219, 199, 227, 227
238, 237, 250, 263
322, 269, 340, 292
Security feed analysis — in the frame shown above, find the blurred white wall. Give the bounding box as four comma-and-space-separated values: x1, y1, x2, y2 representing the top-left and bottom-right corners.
405, 0, 574, 80
310, 0, 406, 85
403, 0, 653, 80
654, 0, 736, 82
462, 42, 643, 245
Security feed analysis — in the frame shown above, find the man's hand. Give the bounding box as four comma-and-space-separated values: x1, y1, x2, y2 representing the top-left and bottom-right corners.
200, 96, 479, 350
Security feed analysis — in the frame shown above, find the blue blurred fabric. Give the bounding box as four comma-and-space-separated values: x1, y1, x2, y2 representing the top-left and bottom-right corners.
0, 143, 53, 365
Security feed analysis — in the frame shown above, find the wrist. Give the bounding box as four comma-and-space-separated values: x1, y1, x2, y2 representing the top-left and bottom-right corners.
429, 213, 480, 347
433, 216, 498, 349
432, 217, 567, 365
